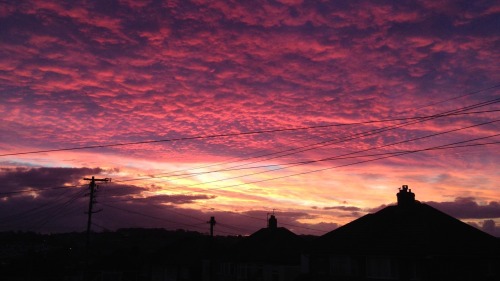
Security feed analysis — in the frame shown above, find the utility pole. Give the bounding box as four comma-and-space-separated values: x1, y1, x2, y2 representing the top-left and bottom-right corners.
83, 176, 109, 248
207, 216, 217, 281
82, 176, 109, 281
207, 216, 216, 238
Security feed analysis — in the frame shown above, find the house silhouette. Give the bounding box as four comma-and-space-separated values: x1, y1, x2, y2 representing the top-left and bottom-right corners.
216, 214, 305, 281
301, 185, 500, 281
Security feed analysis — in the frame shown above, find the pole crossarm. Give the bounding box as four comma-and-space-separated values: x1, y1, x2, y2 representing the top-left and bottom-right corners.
83, 176, 110, 249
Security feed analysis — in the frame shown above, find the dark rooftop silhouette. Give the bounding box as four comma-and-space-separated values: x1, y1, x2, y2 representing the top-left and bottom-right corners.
232, 213, 304, 265
314, 185, 498, 256
304, 185, 500, 281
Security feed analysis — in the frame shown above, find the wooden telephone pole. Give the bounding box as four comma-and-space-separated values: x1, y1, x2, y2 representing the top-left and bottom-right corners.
207, 216, 216, 238
83, 176, 109, 248
83, 176, 109, 281
206, 216, 217, 281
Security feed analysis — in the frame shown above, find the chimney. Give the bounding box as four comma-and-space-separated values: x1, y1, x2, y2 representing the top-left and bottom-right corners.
268, 214, 278, 229
397, 185, 415, 207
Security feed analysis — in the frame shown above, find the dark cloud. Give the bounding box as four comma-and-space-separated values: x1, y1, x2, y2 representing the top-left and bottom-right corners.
426, 197, 500, 219
0, 167, 106, 232
467, 219, 500, 237
99, 183, 148, 197
367, 204, 390, 213
244, 210, 311, 218
339, 211, 362, 218
204, 209, 335, 236
367, 198, 500, 220
0, 167, 102, 194
90, 204, 333, 236
323, 205, 362, 211
481, 219, 497, 234
0, 187, 88, 233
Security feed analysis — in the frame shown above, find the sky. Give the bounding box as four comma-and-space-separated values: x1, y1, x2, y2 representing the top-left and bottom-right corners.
0, 0, 499, 237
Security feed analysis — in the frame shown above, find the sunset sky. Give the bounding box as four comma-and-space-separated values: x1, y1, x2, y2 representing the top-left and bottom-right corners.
1, 0, 499, 237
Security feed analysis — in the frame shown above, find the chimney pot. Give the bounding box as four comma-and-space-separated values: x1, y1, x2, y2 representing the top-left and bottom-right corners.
397, 185, 415, 206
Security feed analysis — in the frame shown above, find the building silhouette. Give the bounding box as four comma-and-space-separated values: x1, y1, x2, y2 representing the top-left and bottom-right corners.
216, 214, 305, 281
301, 185, 500, 281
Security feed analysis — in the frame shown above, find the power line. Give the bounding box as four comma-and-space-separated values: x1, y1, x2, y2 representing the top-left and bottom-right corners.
112, 138, 499, 184
1, 101, 498, 198
2, 87, 499, 235
101, 200, 324, 235
2, 110, 497, 198
2, 107, 498, 158
160, 119, 497, 189
100, 202, 207, 229
112, 108, 500, 185
18, 98, 492, 198
105, 136, 500, 235
110, 139, 500, 191
99, 196, 330, 234
118, 101, 500, 191
1, 97, 498, 199
0, 187, 84, 221
0, 188, 85, 223
5, 140, 497, 233
31, 198, 86, 232
0, 121, 399, 157
155, 133, 500, 233
0, 188, 87, 231
3, 145, 499, 234
95, 139, 499, 235
2, 84, 498, 158
217, 222, 255, 234
173, 134, 500, 196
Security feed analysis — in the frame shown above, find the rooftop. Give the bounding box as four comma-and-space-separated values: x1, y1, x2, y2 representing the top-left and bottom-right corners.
313, 185, 499, 256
